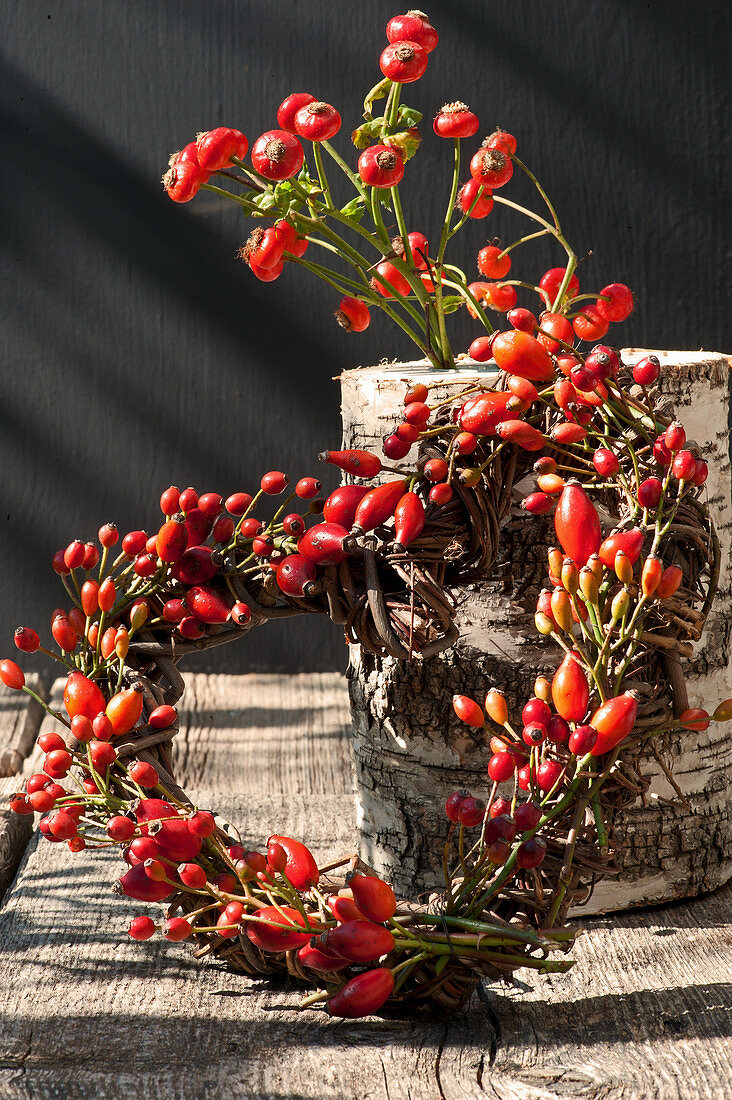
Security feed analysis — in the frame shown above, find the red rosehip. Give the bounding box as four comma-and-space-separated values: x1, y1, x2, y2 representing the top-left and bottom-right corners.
163, 159, 204, 203
522, 699, 551, 729
295, 477, 321, 500
260, 471, 289, 495
516, 836, 547, 868
336, 296, 371, 333
596, 282, 634, 323
251, 130, 304, 181
13, 627, 39, 654
477, 244, 511, 279
358, 146, 404, 188
277, 92, 316, 134
672, 450, 697, 481
637, 477, 663, 509
294, 101, 341, 142
429, 483, 453, 504
457, 797, 486, 827
458, 179, 493, 218
633, 355, 660, 385
653, 435, 673, 466
536, 759, 563, 792
380, 40, 429, 83
665, 421, 686, 452
514, 801, 541, 831
129, 761, 159, 788
573, 305, 609, 342
507, 306, 537, 332
568, 723, 598, 755
469, 147, 513, 189
468, 335, 493, 362
371, 260, 411, 298
485, 128, 518, 156
383, 434, 411, 459
433, 101, 479, 138
593, 448, 620, 477
386, 12, 438, 52
487, 751, 516, 783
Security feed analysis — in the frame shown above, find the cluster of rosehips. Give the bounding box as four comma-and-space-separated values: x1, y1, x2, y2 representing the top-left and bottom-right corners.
467, 268, 634, 361
444, 788, 547, 870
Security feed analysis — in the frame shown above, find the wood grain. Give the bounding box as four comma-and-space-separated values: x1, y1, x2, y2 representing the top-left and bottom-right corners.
0, 676, 46, 778
0, 677, 45, 898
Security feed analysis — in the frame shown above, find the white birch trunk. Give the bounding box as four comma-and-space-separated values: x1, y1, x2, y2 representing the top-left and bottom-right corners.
341, 351, 732, 913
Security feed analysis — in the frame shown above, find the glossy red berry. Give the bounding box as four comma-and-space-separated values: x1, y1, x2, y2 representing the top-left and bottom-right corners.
536, 759, 563, 792
633, 355, 660, 385
670, 449, 696, 481
380, 40, 429, 83
458, 179, 494, 218
251, 130, 304, 181
386, 11, 438, 52
372, 260, 411, 298
573, 305, 609, 342
163, 159, 204, 203
458, 797, 486, 827
665, 421, 686, 452
294, 100, 341, 141
14, 625, 40, 655
477, 244, 511, 278
637, 477, 663, 509
596, 283, 634, 322
350, 874, 397, 922
0, 655, 26, 690
277, 92, 316, 133
445, 790, 468, 822
452, 695, 484, 727
516, 837, 547, 868
129, 761, 159, 788
358, 146, 404, 188
568, 723, 598, 755
433, 101, 479, 138
469, 147, 513, 188
593, 448, 620, 477
260, 471, 289, 495
128, 915, 156, 941
487, 751, 516, 783
336, 296, 371, 333
507, 307, 536, 332
514, 801, 541, 831
107, 816, 136, 842
196, 127, 248, 171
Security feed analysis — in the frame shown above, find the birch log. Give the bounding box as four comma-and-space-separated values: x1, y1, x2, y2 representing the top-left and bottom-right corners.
341, 351, 732, 912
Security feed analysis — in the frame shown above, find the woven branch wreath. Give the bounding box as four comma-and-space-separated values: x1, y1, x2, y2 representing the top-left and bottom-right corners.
5, 10, 730, 1019
4, 360, 724, 1017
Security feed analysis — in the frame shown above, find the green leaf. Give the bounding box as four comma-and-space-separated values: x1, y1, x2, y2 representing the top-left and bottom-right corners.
251, 191, 277, 212
363, 77, 392, 119
441, 296, 465, 314
341, 196, 365, 218
398, 105, 423, 127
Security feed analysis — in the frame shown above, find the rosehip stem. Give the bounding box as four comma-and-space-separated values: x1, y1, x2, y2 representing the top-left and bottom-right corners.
510, 155, 561, 231
499, 228, 552, 256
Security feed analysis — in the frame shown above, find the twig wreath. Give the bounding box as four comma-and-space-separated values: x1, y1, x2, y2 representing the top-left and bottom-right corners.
5, 10, 729, 1019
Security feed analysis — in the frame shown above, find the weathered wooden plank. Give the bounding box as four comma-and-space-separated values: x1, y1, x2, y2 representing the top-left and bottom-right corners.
0, 788, 729, 1100
170, 672, 353, 796
0, 675, 45, 777
0, 677, 45, 898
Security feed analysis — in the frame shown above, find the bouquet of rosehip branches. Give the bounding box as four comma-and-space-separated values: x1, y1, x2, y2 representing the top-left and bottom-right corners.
162, 9, 633, 376
4, 10, 729, 1021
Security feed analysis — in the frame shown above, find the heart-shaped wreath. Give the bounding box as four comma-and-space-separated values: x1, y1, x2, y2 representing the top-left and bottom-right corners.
4, 9, 729, 1020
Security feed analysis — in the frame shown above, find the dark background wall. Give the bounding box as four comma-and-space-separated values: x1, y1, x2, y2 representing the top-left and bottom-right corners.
1, 0, 729, 674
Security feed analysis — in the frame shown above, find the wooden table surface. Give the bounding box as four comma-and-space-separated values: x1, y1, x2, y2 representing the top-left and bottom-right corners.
0, 674, 730, 1100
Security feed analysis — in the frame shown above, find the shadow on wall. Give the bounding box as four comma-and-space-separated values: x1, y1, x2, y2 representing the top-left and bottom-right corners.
0, 55, 345, 673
